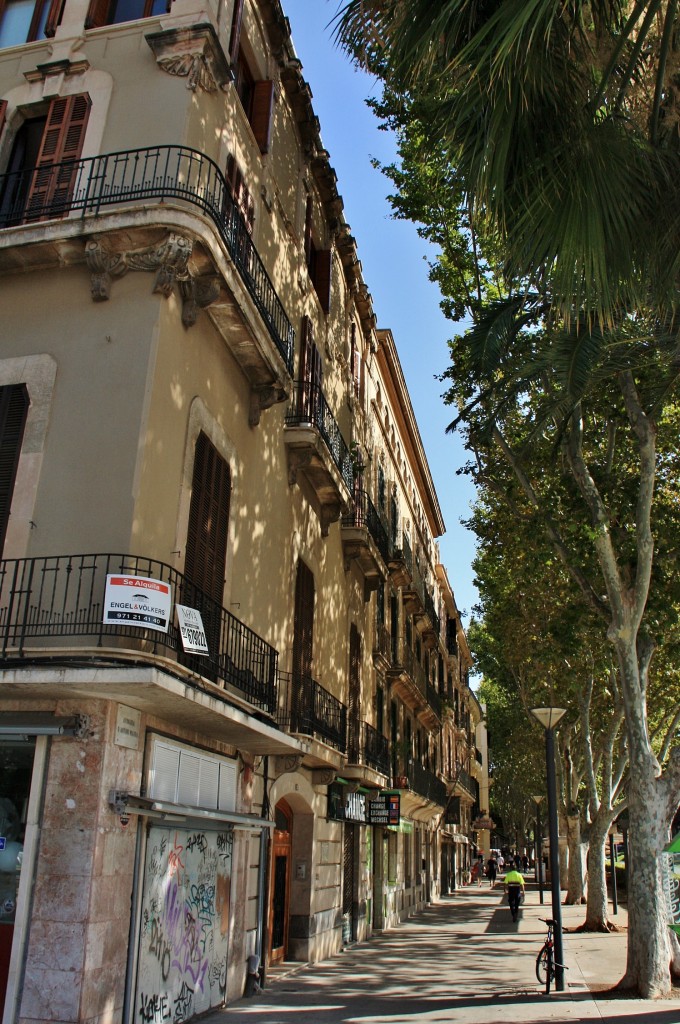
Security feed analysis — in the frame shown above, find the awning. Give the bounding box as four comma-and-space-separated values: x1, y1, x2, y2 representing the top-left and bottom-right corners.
109, 790, 274, 831
0, 712, 89, 738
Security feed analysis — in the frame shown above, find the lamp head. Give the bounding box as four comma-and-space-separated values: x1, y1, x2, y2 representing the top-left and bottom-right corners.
530, 706, 567, 730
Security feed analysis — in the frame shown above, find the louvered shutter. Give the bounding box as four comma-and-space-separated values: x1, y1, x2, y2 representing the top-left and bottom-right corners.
0, 384, 29, 557
313, 248, 332, 314
85, 0, 110, 28
304, 195, 313, 266
44, 0, 66, 36
184, 431, 230, 606
0, 101, 7, 140
250, 79, 274, 154
25, 94, 90, 221
228, 0, 244, 65
348, 624, 361, 761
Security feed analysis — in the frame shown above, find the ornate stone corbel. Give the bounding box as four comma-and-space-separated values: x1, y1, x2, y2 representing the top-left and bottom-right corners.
286, 448, 313, 486
179, 275, 221, 327
311, 768, 337, 787
85, 239, 128, 301
249, 383, 288, 427
146, 24, 231, 93
319, 498, 343, 538
125, 233, 193, 296
274, 754, 304, 775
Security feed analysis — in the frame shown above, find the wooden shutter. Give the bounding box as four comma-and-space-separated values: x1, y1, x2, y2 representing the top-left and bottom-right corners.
25, 94, 90, 220
304, 195, 313, 266
293, 559, 314, 681
250, 79, 274, 154
0, 101, 7, 141
85, 0, 110, 28
184, 431, 231, 605
313, 248, 332, 314
44, 0, 65, 36
348, 623, 361, 760
228, 0, 244, 65
0, 384, 29, 556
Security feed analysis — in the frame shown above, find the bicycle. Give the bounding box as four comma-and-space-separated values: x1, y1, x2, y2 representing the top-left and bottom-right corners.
536, 918, 568, 994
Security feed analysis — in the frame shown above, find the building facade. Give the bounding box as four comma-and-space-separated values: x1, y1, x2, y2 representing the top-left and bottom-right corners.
0, 1, 486, 1021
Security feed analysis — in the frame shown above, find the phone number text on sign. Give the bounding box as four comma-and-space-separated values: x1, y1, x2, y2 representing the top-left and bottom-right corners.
175, 604, 209, 655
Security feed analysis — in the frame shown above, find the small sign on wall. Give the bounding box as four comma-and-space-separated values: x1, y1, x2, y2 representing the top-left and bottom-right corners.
103, 575, 171, 632
175, 605, 209, 655
115, 705, 141, 750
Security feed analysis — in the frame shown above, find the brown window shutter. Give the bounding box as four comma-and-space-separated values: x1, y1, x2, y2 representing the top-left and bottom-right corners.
304, 195, 313, 266
184, 431, 231, 606
0, 101, 7, 140
293, 559, 314, 679
314, 248, 332, 314
250, 79, 274, 154
0, 384, 29, 556
25, 94, 90, 219
85, 0, 110, 28
44, 0, 65, 36
228, 0, 244, 65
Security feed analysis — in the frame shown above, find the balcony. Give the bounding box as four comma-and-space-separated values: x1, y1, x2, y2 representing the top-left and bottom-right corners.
372, 622, 392, 671
0, 145, 295, 424
341, 488, 389, 597
387, 531, 413, 589
409, 761, 447, 807
386, 637, 425, 712
277, 670, 347, 756
345, 721, 390, 783
0, 553, 303, 754
455, 764, 478, 801
284, 382, 353, 535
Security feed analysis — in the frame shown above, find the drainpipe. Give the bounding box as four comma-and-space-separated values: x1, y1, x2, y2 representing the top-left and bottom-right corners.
255, 755, 271, 989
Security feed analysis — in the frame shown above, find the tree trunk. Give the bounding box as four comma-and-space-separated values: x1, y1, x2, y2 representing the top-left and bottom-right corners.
584, 826, 610, 929
618, 643, 672, 997
622, 765, 672, 996
565, 814, 587, 904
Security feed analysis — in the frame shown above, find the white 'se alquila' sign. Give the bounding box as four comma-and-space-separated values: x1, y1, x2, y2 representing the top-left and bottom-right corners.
103, 575, 172, 633
175, 604, 209, 655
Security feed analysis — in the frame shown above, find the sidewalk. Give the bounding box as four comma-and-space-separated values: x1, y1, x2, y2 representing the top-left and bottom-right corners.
201, 886, 680, 1024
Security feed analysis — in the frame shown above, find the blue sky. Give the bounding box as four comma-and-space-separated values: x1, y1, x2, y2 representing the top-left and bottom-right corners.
283, 1, 479, 624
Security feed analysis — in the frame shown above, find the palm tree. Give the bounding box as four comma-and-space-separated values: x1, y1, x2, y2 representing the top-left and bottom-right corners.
334, 0, 680, 324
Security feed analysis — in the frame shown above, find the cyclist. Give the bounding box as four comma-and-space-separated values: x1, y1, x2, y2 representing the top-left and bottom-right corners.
504, 865, 525, 921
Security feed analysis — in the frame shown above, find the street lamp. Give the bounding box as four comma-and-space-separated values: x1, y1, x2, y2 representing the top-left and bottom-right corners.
532, 794, 544, 905
531, 706, 567, 992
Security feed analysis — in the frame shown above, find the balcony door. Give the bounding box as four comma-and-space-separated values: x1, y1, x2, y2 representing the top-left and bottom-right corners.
347, 624, 361, 762
0, 384, 28, 557
183, 432, 231, 665
0, 95, 90, 227
297, 317, 322, 422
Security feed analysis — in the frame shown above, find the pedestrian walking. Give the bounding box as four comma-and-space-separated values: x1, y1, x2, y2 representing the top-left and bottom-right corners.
471, 854, 485, 887
486, 855, 497, 888
504, 866, 525, 921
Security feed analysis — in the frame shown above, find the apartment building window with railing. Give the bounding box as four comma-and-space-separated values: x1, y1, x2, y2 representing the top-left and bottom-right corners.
228, 0, 274, 154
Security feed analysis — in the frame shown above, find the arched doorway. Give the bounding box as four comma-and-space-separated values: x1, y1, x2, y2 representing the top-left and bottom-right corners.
268, 799, 292, 964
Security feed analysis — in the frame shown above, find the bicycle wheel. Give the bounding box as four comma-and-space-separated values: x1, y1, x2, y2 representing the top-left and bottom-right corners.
536, 943, 551, 984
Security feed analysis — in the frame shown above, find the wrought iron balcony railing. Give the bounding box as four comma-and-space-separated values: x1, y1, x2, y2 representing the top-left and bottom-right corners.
426, 680, 442, 720
424, 587, 440, 637
409, 761, 447, 806
276, 670, 347, 752
0, 553, 278, 713
285, 381, 354, 491
363, 722, 390, 775
373, 622, 391, 664
0, 145, 295, 374
456, 764, 478, 800
342, 488, 390, 563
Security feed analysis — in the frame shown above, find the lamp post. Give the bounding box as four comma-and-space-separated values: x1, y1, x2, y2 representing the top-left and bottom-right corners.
531, 706, 567, 992
532, 794, 544, 905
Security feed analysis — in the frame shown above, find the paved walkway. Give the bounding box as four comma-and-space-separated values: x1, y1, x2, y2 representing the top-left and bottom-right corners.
205, 887, 680, 1024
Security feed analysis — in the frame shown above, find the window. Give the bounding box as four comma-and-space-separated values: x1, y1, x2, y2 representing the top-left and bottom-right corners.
226, 153, 254, 235
149, 739, 236, 812
0, 384, 28, 555
0, 0, 61, 47
184, 431, 231, 605
348, 623, 361, 761
297, 315, 322, 421
228, 0, 274, 154
292, 559, 314, 734
304, 195, 332, 313
349, 322, 362, 399
0, 94, 90, 226
85, 0, 167, 29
